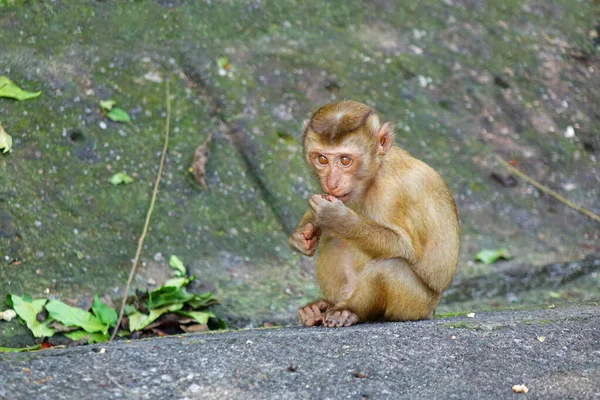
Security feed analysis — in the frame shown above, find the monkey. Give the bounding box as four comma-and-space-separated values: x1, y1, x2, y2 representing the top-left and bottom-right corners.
289, 100, 460, 328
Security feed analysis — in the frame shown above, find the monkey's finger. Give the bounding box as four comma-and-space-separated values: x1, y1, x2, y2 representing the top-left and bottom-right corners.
310, 304, 322, 317
325, 311, 341, 328
344, 313, 359, 327
315, 300, 330, 312
305, 236, 318, 250
303, 306, 315, 319
302, 225, 314, 240
336, 310, 352, 327
297, 309, 307, 325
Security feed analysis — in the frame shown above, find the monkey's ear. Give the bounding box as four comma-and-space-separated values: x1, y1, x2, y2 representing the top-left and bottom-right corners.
376, 122, 394, 155
303, 119, 310, 132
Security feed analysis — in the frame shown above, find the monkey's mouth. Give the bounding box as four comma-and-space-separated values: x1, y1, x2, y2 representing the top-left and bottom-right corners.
336, 192, 352, 202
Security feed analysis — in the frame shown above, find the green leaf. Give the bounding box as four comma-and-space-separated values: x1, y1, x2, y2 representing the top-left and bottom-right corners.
0, 76, 41, 101
215, 318, 227, 330
91, 295, 118, 327
176, 310, 214, 325
0, 344, 42, 353
548, 291, 562, 299
99, 99, 116, 111
108, 172, 134, 185
0, 122, 12, 153
187, 292, 218, 309
45, 300, 107, 334
162, 276, 192, 289
9, 295, 54, 338
64, 329, 109, 344
147, 285, 194, 309
124, 304, 137, 316
474, 248, 512, 264
128, 303, 183, 331
169, 255, 186, 277
216, 56, 229, 69
107, 107, 131, 123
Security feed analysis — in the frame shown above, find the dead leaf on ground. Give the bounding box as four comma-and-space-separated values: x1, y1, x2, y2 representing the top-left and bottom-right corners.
190, 133, 212, 189
180, 324, 209, 333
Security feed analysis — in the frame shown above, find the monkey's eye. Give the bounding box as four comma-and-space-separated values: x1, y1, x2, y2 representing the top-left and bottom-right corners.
340, 155, 352, 166
317, 155, 328, 165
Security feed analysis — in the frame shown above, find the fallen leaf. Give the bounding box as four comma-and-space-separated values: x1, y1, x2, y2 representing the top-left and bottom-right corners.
92, 294, 118, 327
7, 295, 54, 338
474, 248, 512, 264
128, 303, 183, 331
169, 255, 187, 277
108, 172, 134, 185
45, 300, 107, 334
180, 324, 209, 333
0, 76, 41, 101
0, 122, 12, 153
0, 309, 17, 321
190, 133, 212, 189
537, 336, 545, 343
176, 310, 215, 325
107, 107, 131, 123
512, 384, 529, 393
216, 56, 231, 70
64, 330, 109, 344
99, 100, 116, 111
0, 345, 43, 353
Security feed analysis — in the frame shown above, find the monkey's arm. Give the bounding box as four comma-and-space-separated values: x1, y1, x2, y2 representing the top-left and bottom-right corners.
288, 210, 321, 257
309, 195, 421, 263
340, 215, 421, 264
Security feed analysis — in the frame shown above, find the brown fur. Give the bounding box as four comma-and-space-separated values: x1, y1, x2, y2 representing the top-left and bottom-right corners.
290, 101, 460, 328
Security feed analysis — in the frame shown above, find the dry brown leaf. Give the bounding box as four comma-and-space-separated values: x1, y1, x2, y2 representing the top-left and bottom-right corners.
180, 323, 210, 333
190, 133, 212, 189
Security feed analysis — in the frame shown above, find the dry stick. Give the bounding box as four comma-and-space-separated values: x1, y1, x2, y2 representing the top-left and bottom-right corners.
109, 81, 171, 342
495, 155, 600, 224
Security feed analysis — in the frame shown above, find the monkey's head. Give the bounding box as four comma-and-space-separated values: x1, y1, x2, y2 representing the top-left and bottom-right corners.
302, 100, 394, 204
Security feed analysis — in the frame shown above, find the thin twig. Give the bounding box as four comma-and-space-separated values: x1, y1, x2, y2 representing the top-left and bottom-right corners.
106, 371, 138, 396
495, 155, 600, 224
109, 80, 171, 342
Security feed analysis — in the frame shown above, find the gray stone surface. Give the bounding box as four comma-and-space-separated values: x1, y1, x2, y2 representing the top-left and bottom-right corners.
1, 304, 599, 399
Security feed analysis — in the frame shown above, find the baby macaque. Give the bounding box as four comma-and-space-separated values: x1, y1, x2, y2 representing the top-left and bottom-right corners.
289, 100, 459, 328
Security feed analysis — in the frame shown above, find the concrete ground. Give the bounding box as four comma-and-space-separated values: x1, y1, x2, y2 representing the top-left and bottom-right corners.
1, 303, 598, 400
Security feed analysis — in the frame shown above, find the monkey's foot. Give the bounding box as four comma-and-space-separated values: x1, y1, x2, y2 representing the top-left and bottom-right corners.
298, 299, 331, 327
323, 309, 359, 328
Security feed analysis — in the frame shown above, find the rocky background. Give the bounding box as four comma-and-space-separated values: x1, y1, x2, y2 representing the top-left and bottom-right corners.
0, 0, 599, 346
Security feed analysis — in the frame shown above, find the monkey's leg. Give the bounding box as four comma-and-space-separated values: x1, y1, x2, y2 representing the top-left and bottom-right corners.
298, 299, 332, 327
323, 258, 440, 328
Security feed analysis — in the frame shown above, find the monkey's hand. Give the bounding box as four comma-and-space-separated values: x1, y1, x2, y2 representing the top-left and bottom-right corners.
308, 194, 356, 233
289, 222, 321, 257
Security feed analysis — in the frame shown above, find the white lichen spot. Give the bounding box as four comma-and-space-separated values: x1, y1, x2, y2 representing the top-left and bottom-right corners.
564, 126, 575, 138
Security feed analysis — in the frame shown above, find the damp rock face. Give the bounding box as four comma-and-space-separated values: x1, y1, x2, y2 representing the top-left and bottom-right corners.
0, 1, 598, 346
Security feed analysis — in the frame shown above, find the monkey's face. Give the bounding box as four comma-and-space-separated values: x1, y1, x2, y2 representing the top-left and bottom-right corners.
306, 142, 376, 204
